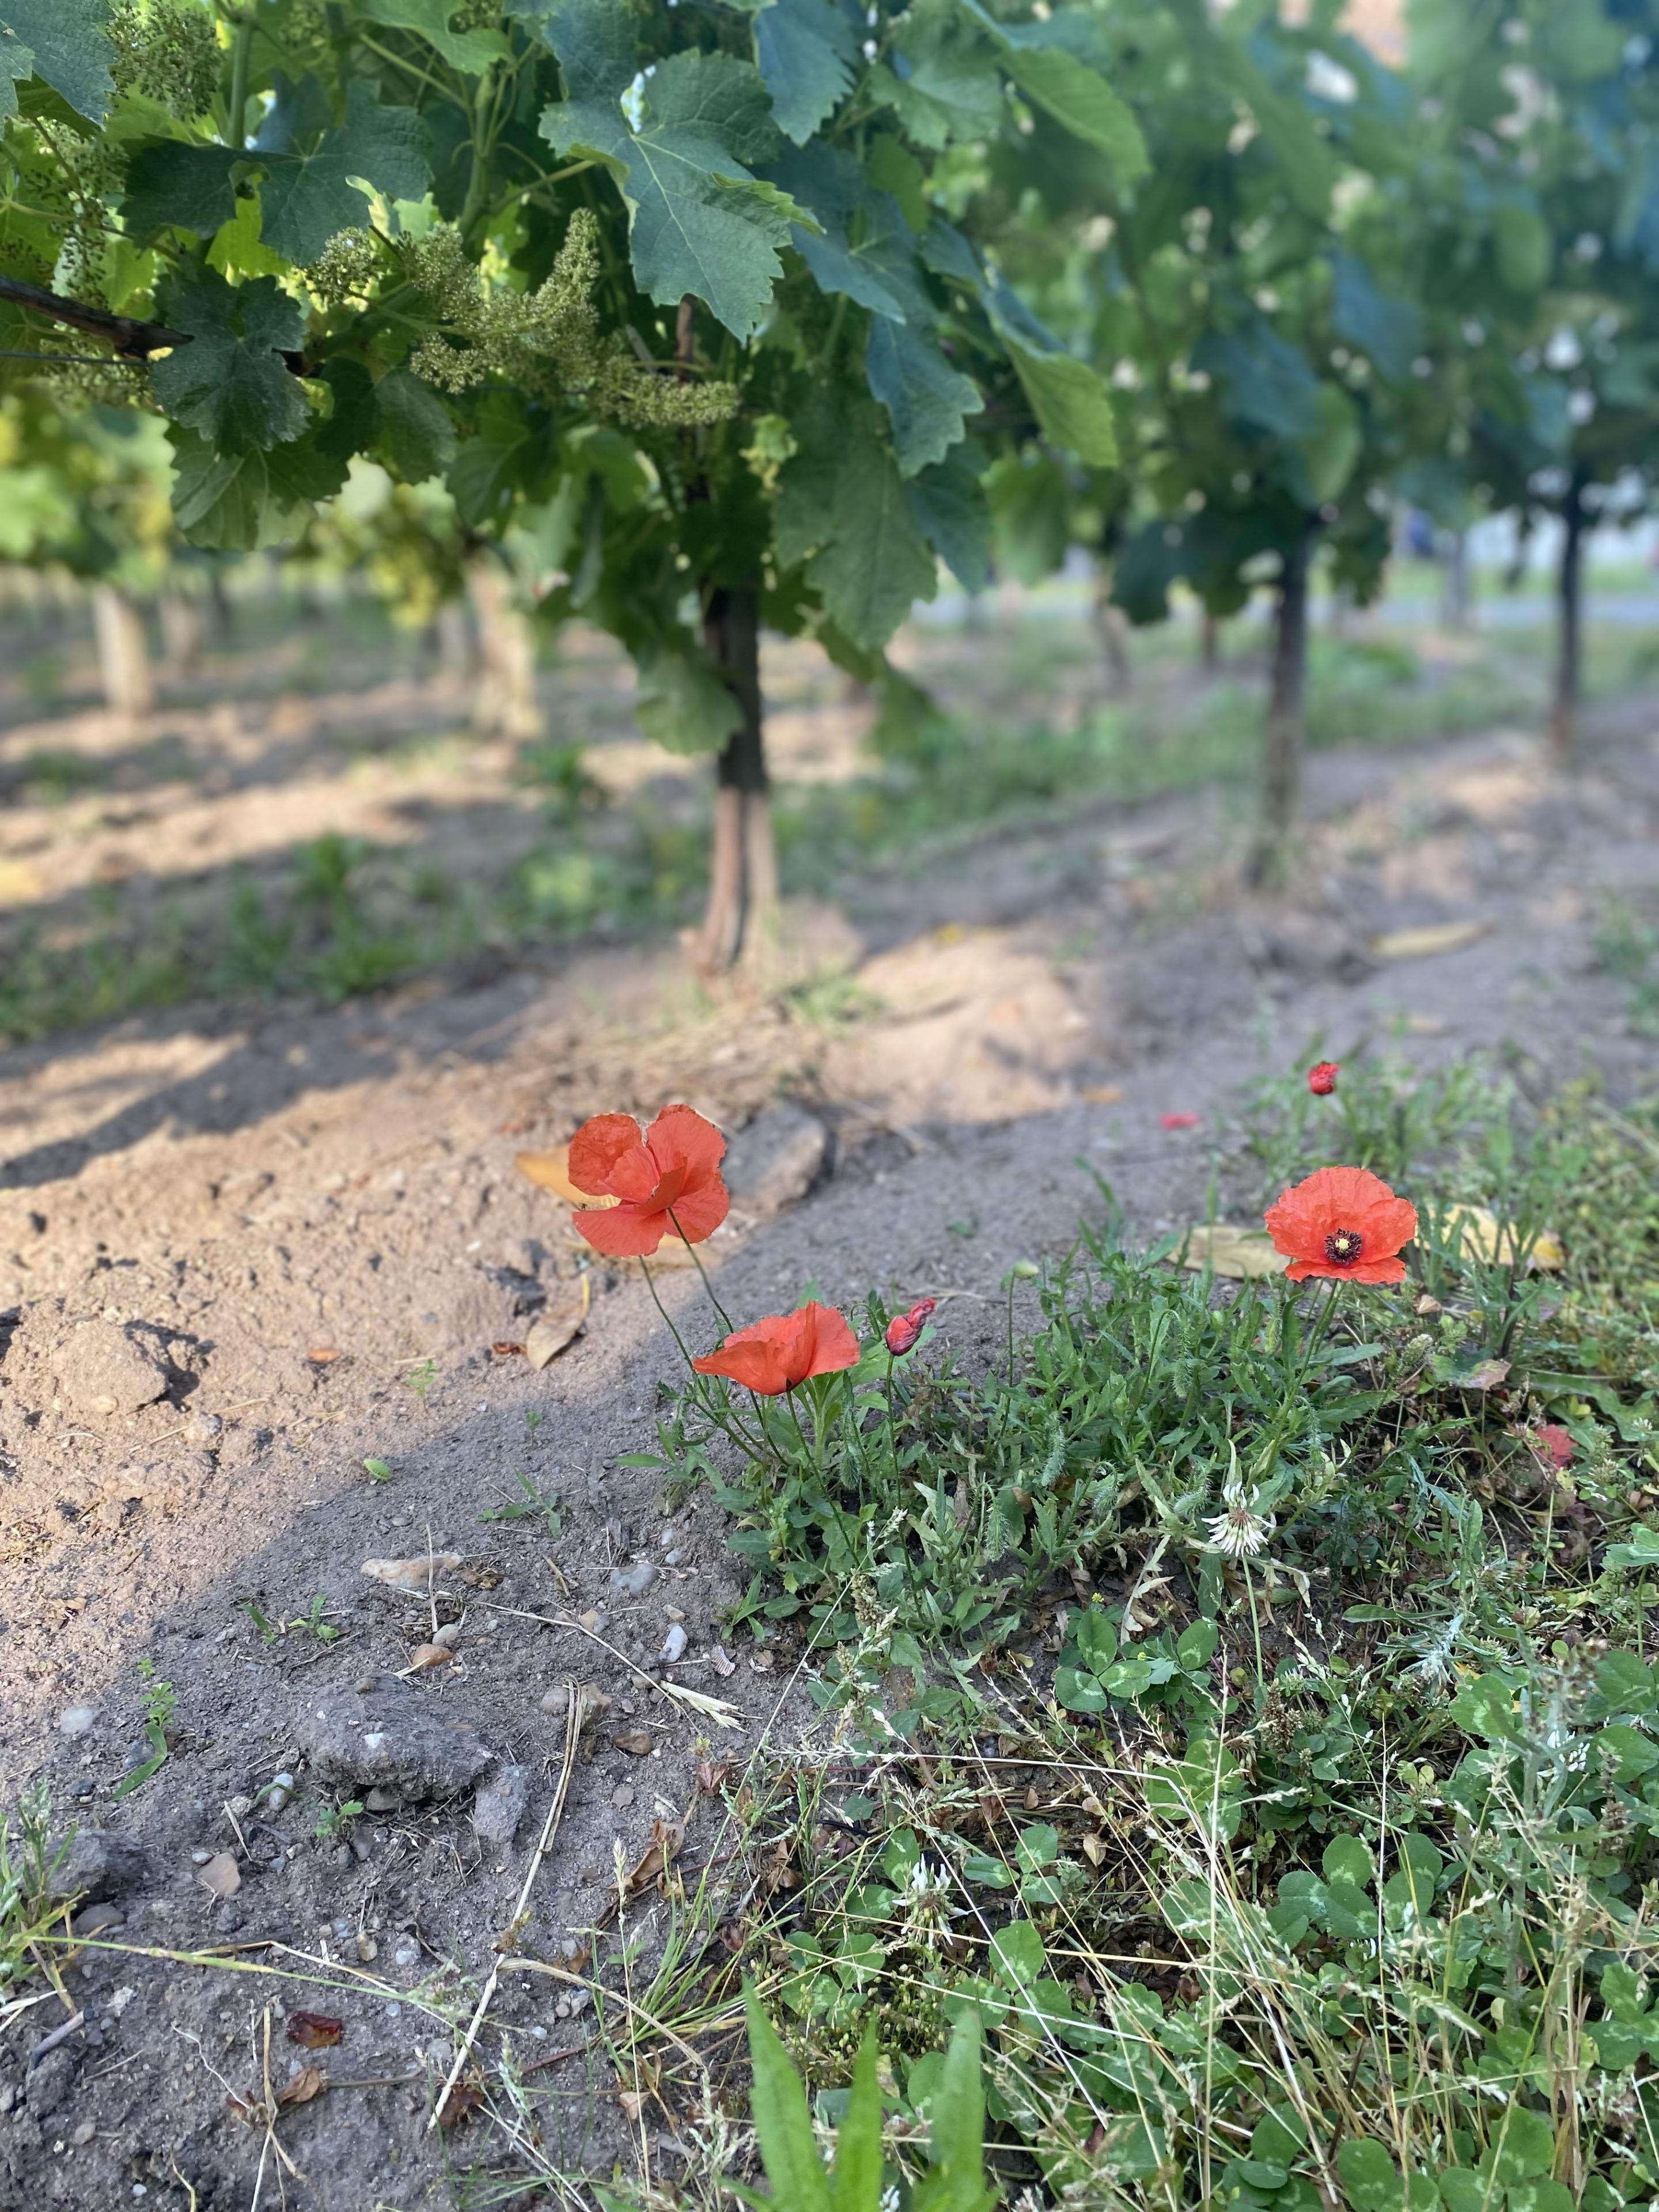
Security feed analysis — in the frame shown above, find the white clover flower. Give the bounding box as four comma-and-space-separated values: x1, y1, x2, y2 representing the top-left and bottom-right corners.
1203, 1479, 1275, 1559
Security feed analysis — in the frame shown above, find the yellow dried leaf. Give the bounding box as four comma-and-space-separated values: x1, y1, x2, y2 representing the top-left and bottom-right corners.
515, 1145, 616, 1209
1442, 1205, 1563, 1271
524, 1275, 592, 1369
361, 1552, 462, 1592
1370, 920, 1486, 961
1177, 1225, 1288, 1281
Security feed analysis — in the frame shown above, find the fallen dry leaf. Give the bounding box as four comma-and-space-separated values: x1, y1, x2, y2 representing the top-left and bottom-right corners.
287, 2012, 343, 2050
195, 1851, 241, 1901
1177, 1225, 1287, 1281
490, 1340, 525, 1357
1458, 1357, 1512, 1393
623, 1816, 685, 1896
617, 2088, 646, 2123
1370, 919, 1487, 961
612, 1730, 653, 1757
695, 1760, 730, 1794
438, 2082, 485, 2132
361, 1553, 462, 1593
1441, 1204, 1564, 1271
525, 1275, 593, 1370
407, 1643, 453, 1670
276, 2066, 325, 2111
516, 1145, 617, 1209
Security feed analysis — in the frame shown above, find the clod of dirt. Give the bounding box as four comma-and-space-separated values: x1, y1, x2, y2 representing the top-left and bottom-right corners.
612, 1730, 653, 1757
25, 2048, 75, 2117
50, 1323, 168, 1416
296, 1675, 493, 1804
194, 1851, 240, 1900
471, 1763, 531, 1846
57, 1704, 98, 1737
540, 1683, 610, 1722
70, 1903, 124, 1937
48, 1828, 150, 1904
724, 1102, 830, 1217
361, 1552, 462, 1592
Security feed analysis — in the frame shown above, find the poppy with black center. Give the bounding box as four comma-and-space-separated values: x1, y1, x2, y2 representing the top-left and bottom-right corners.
1264, 1165, 1418, 1285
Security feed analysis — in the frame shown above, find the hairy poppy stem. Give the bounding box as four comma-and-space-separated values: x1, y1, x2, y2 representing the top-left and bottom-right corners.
638, 1256, 695, 1373
668, 1210, 734, 1334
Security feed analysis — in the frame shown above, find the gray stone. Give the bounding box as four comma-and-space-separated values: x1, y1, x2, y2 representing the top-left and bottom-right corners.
57, 1705, 98, 1738
25, 2047, 75, 2116
50, 1324, 168, 1417
48, 1830, 151, 1905
472, 1764, 531, 1847
723, 1103, 829, 1218
296, 1676, 491, 1805
608, 1559, 655, 1600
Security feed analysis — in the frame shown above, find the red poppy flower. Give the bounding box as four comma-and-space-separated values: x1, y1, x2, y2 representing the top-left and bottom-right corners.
1308, 1062, 1340, 1096
885, 1298, 937, 1357
567, 1105, 728, 1257
692, 1302, 859, 1395
1264, 1165, 1418, 1284
1160, 1112, 1200, 1131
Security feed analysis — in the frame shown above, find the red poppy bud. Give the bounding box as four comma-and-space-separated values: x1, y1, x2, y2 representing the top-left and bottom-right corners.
1308, 1062, 1340, 1096
1160, 1112, 1200, 1131
885, 1298, 937, 1357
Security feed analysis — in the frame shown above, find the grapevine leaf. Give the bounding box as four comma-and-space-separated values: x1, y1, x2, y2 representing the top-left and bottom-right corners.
168, 431, 270, 548
0, 0, 112, 123
374, 368, 456, 483
518, 0, 635, 97
1212, 36, 1333, 217
634, 641, 743, 756
865, 133, 929, 230
259, 79, 431, 265
904, 438, 991, 591
448, 392, 536, 526
865, 317, 981, 474
774, 145, 929, 319
1330, 248, 1422, 382
956, 4, 1146, 177
1192, 320, 1320, 438
0, 29, 33, 121
753, 0, 858, 146
264, 423, 354, 506
150, 268, 309, 452
363, 0, 509, 75
120, 142, 241, 243
869, 0, 1002, 151
1005, 340, 1117, 464
810, 421, 938, 648
544, 50, 797, 340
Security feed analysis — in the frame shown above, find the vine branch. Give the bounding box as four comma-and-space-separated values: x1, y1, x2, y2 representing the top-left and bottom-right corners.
0, 275, 190, 360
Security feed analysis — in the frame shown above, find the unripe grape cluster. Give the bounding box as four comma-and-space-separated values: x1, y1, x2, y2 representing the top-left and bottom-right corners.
109, 0, 221, 118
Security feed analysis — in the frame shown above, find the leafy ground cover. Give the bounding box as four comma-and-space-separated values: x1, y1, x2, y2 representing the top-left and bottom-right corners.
581, 1054, 1659, 2210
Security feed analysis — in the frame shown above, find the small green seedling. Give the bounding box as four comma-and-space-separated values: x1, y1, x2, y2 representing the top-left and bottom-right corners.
362, 1456, 394, 1483
289, 1594, 342, 1644
404, 1358, 438, 1403
236, 1599, 279, 1645
525, 1408, 544, 1437
315, 1798, 365, 1843
112, 1660, 176, 1800
479, 1473, 563, 1539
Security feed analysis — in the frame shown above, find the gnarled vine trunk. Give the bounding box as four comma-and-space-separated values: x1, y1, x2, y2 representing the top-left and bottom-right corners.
1550, 484, 1584, 766
466, 559, 539, 741
159, 593, 204, 677
1249, 532, 1310, 887
1092, 571, 1132, 698
1441, 527, 1472, 632
695, 584, 776, 974
92, 584, 154, 719
1199, 608, 1221, 675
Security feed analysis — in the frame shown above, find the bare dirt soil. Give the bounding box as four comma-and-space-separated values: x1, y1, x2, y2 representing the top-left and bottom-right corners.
0, 643, 1656, 2209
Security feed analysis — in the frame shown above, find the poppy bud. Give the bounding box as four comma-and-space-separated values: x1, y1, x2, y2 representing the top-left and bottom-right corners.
885, 1298, 937, 1357
1308, 1062, 1339, 1096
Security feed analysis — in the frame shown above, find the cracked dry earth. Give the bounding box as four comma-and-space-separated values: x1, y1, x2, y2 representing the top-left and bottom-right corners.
0, 698, 1656, 2210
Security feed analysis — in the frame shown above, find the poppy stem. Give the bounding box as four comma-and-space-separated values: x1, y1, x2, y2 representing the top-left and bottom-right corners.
638, 1256, 696, 1374
668, 1210, 734, 1334
785, 1385, 817, 1474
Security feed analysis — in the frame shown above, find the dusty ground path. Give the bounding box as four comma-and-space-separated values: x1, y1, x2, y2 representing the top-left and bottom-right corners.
0, 695, 1655, 2209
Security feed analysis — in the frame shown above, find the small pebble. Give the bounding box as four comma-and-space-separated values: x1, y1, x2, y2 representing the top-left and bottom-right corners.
659, 1624, 688, 1664
611, 1784, 635, 1808
58, 1706, 98, 1738
191, 1849, 212, 1866
394, 1943, 419, 1968
356, 1934, 378, 1963
226, 1796, 253, 1819
71, 2123, 94, 2147
609, 1560, 656, 1600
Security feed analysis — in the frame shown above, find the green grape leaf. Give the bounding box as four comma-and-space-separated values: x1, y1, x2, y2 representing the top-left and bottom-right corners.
872, 0, 1002, 151
906, 441, 991, 592
150, 269, 309, 452
866, 317, 981, 475
544, 50, 797, 340
634, 641, 743, 756
1193, 320, 1320, 439
373, 368, 456, 484
264, 423, 353, 506
1006, 339, 1117, 464
522, 0, 635, 97
805, 422, 938, 647
0, 28, 34, 121
1331, 248, 1423, 383
959, 5, 1146, 179
0, 0, 112, 122
120, 142, 240, 243
448, 393, 536, 526
1494, 201, 1551, 292
362, 0, 509, 75
259, 79, 431, 265
754, 0, 858, 146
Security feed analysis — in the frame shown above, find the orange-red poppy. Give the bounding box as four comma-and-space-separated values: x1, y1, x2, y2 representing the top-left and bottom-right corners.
567, 1105, 729, 1257
1264, 1165, 1418, 1284
1308, 1061, 1339, 1096
885, 1298, 937, 1357
692, 1302, 859, 1395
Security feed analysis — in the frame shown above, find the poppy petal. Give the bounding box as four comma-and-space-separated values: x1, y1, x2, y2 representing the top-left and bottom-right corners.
569, 1115, 649, 1200
800, 1302, 859, 1377
693, 1339, 790, 1393
573, 1203, 667, 1257
646, 1105, 726, 1189
660, 1176, 730, 1247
